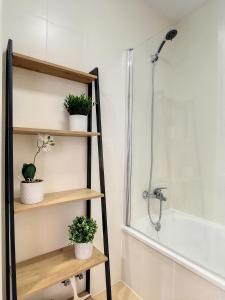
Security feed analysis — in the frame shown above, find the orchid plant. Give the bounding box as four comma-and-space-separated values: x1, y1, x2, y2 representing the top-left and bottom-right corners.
22, 134, 55, 182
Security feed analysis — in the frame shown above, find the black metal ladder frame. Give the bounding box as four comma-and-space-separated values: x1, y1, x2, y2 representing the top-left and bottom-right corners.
5, 39, 112, 300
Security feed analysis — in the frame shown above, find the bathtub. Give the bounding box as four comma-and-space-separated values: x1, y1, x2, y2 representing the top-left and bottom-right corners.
122, 209, 225, 291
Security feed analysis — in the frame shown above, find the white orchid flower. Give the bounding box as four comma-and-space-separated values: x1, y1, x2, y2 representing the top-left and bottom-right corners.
37, 133, 44, 144
34, 134, 55, 164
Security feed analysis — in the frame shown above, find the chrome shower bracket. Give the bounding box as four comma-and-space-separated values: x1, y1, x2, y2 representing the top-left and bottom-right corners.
151, 53, 159, 64
142, 190, 149, 199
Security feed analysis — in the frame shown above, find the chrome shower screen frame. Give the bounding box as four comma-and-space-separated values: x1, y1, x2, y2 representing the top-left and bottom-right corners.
125, 48, 134, 226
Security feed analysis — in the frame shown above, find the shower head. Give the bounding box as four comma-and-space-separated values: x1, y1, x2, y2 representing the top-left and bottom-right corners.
165, 29, 177, 41
151, 29, 178, 63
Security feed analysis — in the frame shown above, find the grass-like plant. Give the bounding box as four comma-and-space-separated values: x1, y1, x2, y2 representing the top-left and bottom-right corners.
22, 135, 55, 182
64, 93, 93, 116
68, 216, 98, 244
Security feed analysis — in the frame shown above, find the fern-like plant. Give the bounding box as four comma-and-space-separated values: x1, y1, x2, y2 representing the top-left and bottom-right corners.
64, 93, 93, 116
68, 216, 98, 244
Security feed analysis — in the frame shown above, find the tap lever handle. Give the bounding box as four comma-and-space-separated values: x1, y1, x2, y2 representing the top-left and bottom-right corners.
154, 187, 167, 192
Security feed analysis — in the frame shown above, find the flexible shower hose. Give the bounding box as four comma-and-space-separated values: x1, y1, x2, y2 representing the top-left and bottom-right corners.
147, 62, 163, 231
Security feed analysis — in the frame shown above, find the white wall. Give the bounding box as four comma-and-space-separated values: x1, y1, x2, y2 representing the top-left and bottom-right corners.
158, 0, 225, 225
165, 0, 219, 222
2, 0, 168, 299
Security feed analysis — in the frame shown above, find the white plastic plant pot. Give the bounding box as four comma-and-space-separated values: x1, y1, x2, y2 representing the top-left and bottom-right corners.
69, 115, 87, 131
20, 180, 44, 205
74, 242, 93, 260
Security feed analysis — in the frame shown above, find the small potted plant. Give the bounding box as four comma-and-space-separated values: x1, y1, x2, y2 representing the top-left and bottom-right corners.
20, 134, 55, 205
64, 93, 93, 131
68, 216, 98, 260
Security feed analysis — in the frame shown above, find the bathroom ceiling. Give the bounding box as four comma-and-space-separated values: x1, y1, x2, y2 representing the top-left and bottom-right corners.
147, 0, 208, 20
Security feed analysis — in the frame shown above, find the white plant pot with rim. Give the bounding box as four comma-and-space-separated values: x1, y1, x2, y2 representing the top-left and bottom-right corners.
20, 180, 44, 205
69, 114, 87, 131
74, 242, 93, 260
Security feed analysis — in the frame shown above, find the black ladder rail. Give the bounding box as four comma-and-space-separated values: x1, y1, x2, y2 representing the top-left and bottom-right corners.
5, 39, 17, 300
86, 78, 93, 293
91, 68, 112, 300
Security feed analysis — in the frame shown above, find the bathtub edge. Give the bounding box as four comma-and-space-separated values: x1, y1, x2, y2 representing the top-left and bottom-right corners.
122, 225, 225, 292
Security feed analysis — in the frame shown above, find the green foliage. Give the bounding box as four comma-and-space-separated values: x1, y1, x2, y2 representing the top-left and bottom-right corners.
22, 163, 36, 182
68, 216, 98, 244
64, 93, 93, 116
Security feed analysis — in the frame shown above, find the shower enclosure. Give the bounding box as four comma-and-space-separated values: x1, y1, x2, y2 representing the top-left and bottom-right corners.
125, 1, 225, 288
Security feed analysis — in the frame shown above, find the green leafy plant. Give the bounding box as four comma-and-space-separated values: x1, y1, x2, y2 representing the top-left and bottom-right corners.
22, 135, 55, 182
68, 216, 98, 244
22, 163, 36, 182
64, 93, 93, 116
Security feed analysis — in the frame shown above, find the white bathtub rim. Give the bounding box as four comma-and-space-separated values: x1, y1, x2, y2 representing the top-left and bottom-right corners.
122, 225, 225, 292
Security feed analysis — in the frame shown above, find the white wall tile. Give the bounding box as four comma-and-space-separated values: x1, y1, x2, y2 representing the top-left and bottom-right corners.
173, 263, 222, 300
47, 22, 86, 70
3, 11, 47, 58
122, 233, 173, 300
47, 0, 88, 31
219, 289, 225, 300
4, 0, 47, 19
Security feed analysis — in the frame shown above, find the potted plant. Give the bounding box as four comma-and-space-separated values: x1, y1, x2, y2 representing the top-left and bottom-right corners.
68, 216, 98, 260
64, 93, 93, 131
20, 134, 55, 205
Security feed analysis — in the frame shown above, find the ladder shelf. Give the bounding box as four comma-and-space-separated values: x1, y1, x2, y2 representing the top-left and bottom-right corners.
5, 39, 112, 300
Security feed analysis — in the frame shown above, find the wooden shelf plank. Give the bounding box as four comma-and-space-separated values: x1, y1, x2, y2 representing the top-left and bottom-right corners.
17, 246, 107, 299
13, 52, 97, 84
14, 188, 103, 214
13, 127, 100, 137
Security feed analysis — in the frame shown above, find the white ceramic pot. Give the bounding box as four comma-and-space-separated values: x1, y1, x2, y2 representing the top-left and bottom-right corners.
74, 242, 93, 260
20, 180, 44, 205
69, 115, 87, 131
